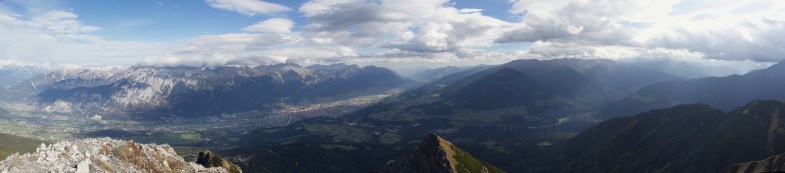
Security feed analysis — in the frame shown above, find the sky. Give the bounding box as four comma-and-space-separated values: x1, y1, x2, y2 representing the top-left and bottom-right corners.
0, 0, 783, 71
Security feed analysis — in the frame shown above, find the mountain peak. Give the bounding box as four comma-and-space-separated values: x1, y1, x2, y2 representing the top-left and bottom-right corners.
379, 133, 505, 173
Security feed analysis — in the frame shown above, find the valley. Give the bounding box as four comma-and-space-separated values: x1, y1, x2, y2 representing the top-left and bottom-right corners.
0, 89, 399, 142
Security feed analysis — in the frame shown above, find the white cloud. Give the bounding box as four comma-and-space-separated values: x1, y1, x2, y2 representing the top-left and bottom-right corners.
242, 18, 294, 33
301, 0, 517, 57
205, 0, 291, 16
299, 0, 362, 17
523, 41, 705, 60
141, 26, 360, 66
500, 0, 785, 62
142, 46, 359, 67
637, 0, 785, 61
180, 33, 302, 52
4, 0, 785, 71
0, 9, 168, 67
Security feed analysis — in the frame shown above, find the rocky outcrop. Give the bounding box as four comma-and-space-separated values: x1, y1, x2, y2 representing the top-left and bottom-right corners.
196, 151, 242, 173
378, 133, 505, 173
0, 138, 235, 173
379, 133, 453, 173
723, 153, 785, 173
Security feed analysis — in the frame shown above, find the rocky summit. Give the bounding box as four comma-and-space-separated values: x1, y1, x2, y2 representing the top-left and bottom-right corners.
378, 133, 505, 173
0, 138, 234, 173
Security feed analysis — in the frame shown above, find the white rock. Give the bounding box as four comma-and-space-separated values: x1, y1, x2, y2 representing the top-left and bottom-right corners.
0, 138, 233, 173
75, 160, 90, 173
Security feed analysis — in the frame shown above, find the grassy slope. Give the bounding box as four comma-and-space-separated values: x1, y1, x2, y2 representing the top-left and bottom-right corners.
438, 136, 506, 173
0, 133, 48, 160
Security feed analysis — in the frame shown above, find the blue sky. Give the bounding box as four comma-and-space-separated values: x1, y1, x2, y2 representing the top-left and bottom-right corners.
4, 0, 293, 41
2, 0, 517, 42
0, 0, 783, 71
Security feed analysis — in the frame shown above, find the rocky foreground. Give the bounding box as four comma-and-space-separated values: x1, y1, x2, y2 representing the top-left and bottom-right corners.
0, 138, 234, 173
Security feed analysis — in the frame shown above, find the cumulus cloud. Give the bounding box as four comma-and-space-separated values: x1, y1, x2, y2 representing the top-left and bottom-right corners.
148, 0, 785, 68
301, 0, 516, 55
140, 31, 303, 66
3, 0, 785, 71
143, 46, 359, 67
147, 0, 522, 67
205, 0, 291, 16
241, 18, 295, 33
183, 33, 302, 52
0, 9, 167, 67
141, 24, 359, 66
638, 0, 785, 61
523, 41, 704, 60
499, 0, 785, 62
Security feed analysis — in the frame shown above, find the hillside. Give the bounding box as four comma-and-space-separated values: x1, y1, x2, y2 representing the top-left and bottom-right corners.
721, 154, 785, 173
379, 133, 505, 173
723, 152, 785, 173
600, 61, 785, 118
530, 100, 785, 172
444, 67, 546, 109
0, 133, 48, 160
408, 65, 491, 83
0, 138, 237, 172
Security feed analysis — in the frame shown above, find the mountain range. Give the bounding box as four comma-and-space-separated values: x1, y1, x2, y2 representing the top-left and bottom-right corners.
599, 61, 785, 119
2, 64, 410, 118
219, 57, 785, 172
354, 58, 683, 136
218, 58, 688, 172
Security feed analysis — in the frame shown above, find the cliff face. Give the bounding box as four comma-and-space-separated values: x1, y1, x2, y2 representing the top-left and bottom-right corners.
0, 138, 235, 173
378, 133, 505, 173
723, 153, 785, 173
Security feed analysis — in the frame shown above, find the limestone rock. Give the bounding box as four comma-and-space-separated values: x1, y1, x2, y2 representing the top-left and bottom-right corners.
0, 138, 236, 173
